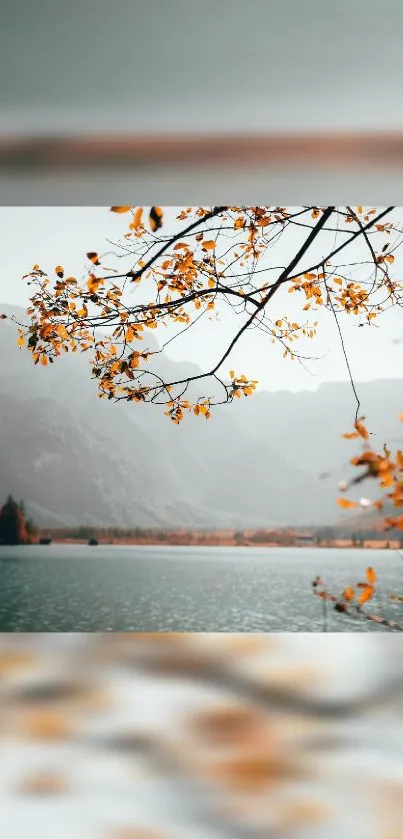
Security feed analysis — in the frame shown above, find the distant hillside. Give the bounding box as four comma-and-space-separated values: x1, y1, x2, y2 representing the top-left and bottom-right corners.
1, 304, 402, 529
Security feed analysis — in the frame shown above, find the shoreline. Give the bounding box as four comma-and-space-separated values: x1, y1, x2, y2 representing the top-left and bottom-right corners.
49, 537, 402, 550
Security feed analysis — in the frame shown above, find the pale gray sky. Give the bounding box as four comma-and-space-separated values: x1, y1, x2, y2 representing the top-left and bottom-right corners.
1, 206, 403, 392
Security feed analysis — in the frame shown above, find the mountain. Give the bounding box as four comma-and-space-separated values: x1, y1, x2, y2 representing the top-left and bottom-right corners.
0, 304, 402, 529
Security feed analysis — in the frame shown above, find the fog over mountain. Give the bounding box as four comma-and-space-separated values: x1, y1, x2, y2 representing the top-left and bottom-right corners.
1, 305, 402, 529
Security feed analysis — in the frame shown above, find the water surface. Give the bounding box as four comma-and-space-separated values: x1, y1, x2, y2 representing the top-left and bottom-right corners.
1, 544, 402, 632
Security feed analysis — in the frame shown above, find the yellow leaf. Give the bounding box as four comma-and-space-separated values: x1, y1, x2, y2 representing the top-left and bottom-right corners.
336, 498, 359, 509
126, 326, 135, 342
40, 356, 48, 366
130, 207, 143, 229
202, 240, 216, 250
366, 566, 376, 584
87, 274, 103, 293
18, 335, 25, 348
56, 324, 68, 340
208, 278, 215, 288
385, 254, 395, 264
230, 370, 235, 379
110, 206, 132, 213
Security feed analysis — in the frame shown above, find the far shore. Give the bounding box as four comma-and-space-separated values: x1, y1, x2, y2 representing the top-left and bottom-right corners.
48, 537, 402, 550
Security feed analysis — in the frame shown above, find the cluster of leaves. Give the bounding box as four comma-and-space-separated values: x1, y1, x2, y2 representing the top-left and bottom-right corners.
315, 416, 403, 630
337, 415, 403, 529
12, 205, 403, 424
313, 567, 403, 631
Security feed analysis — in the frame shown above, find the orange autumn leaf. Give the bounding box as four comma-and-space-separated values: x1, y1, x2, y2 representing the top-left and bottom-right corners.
202, 240, 216, 251
110, 206, 132, 213
86, 252, 101, 265
173, 242, 190, 251
357, 585, 374, 606
87, 274, 103, 293
130, 207, 143, 230
336, 498, 359, 509
56, 324, 68, 340
366, 566, 376, 584
343, 586, 355, 602
354, 418, 369, 440
55, 265, 64, 278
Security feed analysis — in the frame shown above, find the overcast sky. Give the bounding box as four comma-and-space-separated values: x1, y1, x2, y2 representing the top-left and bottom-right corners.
1, 206, 403, 393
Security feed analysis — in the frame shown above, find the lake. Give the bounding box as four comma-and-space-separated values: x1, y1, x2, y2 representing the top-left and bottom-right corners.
1, 544, 403, 632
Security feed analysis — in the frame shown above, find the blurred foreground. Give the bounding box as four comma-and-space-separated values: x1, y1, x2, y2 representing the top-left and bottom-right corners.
1, 633, 403, 838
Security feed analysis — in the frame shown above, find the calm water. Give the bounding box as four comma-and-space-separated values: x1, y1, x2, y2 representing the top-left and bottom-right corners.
0, 544, 402, 632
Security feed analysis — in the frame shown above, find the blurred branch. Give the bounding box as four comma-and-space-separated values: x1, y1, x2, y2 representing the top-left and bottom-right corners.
122, 644, 403, 719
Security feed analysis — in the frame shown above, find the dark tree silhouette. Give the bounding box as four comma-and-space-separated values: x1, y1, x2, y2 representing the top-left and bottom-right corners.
0, 495, 31, 545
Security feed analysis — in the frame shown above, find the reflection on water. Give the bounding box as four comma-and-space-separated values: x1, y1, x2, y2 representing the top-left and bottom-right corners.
0, 633, 403, 838
1, 545, 403, 632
